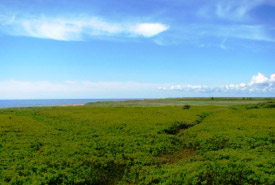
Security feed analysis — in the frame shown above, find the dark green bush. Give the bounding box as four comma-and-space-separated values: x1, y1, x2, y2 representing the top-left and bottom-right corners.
183, 105, 191, 109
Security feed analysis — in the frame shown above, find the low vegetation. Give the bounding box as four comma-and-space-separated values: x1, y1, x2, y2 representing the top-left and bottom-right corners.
0, 98, 274, 184
85, 98, 270, 107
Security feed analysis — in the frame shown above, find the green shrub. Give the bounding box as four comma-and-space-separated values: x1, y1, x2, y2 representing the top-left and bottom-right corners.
183, 105, 191, 109
0, 104, 274, 184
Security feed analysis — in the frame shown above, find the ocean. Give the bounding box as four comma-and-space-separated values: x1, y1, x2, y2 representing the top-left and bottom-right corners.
0, 99, 134, 108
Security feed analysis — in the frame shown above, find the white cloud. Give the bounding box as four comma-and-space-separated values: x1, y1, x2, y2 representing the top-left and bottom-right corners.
224, 83, 247, 91
0, 15, 169, 41
250, 72, 269, 85
159, 73, 275, 94
223, 73, 275, 93
270, 74, 275, 83
159, 85, 210, 93
21, 19, 83, 41
130, 23, 169, 37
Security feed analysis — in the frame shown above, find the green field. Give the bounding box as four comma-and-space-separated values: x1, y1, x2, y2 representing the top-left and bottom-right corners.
0, 99, 275, 184
85, 98, 271, 107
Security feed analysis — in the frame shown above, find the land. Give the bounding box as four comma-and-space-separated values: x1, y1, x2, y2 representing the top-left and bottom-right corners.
0, 98, 274, 184
59, 104, 85, 107
85, 97, 272, 107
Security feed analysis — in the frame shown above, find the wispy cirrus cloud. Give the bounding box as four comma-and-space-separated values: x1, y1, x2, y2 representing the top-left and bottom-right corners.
1, 0, 274, 46
198, 24, 274, 42
215, 0, 265, 21
159, 73, 275, 94
0, 15, 169, 41
198, 0, 272, 21
187, 0, 275, 48
206, 24, 274, 42
156, 23, 275, 48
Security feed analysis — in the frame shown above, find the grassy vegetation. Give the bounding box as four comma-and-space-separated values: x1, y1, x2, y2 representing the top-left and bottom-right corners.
0, 99, 274, 184
85, 97, 272, 107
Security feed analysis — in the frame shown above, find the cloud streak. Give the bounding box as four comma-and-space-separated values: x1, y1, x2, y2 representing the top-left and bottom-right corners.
152, 18, 275, 46
0, 15, 169, 41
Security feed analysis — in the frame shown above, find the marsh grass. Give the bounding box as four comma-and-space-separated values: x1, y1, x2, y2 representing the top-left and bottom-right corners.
0, 98, 274, 184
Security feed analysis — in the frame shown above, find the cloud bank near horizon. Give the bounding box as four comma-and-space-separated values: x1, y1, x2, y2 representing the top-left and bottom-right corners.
159, 73, 275, 94
0, 80, 159, 99
0, 73, 274, 99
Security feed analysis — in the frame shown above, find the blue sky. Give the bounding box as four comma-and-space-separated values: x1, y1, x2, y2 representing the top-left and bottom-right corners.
0, 0, 274, 99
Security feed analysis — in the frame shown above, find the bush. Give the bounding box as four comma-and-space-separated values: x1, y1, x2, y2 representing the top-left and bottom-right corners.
183, 105, 191, 109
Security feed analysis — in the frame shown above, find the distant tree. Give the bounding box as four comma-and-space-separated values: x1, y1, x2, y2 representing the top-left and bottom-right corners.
183, 105, 191, 109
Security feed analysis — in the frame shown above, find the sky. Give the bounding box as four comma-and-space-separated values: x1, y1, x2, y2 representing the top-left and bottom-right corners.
0, 0, 274, 99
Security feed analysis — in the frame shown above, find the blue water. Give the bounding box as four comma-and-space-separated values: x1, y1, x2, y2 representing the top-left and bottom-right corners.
0, 99, 136, 108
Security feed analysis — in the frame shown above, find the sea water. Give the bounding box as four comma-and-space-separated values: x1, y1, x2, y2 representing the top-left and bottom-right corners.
0, 99, 134, 108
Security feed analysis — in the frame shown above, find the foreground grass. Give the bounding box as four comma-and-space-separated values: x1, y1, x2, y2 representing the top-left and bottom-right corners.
0, 99, 274, 184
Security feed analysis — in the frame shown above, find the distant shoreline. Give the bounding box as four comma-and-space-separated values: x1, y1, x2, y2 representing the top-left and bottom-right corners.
1, 98, 274, 109
58, 104, 85, 107
0, 99, 139, 109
